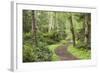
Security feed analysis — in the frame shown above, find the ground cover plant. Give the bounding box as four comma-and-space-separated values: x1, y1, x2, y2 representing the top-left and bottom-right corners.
23, 10, 91, 62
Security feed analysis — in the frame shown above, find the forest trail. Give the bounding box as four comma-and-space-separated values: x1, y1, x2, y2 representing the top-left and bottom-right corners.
55, 45, 78, 60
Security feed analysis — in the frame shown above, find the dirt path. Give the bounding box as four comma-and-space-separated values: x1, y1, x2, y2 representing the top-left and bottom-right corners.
55, 45, 78, 60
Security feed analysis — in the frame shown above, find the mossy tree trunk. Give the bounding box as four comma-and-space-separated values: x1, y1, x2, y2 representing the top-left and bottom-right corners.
69, 13, 76, 46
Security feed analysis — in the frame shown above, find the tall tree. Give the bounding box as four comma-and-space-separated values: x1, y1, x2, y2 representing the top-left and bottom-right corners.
69, 13, 76, 46
84, 13, 91, 49
32, 10, 37, 46
23, 10, 32, 33
48, 12, 54, 32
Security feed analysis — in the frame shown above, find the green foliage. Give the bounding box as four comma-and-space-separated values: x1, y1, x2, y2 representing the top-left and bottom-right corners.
23, 10, 32, 33
23, 43, 34, 62
36, 11, 49, 33
23, 42, 53, 62
32, 46, 53, 61
41, 31, 67, 45
60, 40, 68, 45
23, 10, 91, 62
75, 40, 87, 49
68, 45, 91, 59
23, 32, 32, 41
48, 44, 60, 61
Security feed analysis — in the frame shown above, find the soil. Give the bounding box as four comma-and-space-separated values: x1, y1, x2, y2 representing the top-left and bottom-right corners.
55, 45, 78, 60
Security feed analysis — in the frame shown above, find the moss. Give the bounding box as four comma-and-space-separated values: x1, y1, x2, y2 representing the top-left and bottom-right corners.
68, 45, 91, 59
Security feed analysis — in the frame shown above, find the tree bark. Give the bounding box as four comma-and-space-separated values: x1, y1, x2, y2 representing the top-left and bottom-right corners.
48, 12, 53, 32
32, 10, 37, 46
85, 13, 91, 49
69, 13, 76, 46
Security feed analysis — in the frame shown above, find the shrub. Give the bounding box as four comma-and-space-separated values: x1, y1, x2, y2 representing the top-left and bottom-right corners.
35, 42, 53, 61
33, 47, 53, 61
23, 42, 53, 62
60, 40, 68, 45
76, 40, 87, 49
23, 44, 34, 62
23, 32, 32, 41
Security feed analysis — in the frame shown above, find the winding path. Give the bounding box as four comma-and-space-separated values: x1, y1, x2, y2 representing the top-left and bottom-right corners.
55, 45, 78, 60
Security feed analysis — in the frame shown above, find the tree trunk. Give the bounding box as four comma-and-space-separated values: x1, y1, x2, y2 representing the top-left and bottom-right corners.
32, 10, 37, 46
48, 12, 53, 32
87, 13, 91, 48
85, 13, 91, 49
69, 13, 76, 46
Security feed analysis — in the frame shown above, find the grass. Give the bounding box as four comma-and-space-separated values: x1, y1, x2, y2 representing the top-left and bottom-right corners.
68, 45, 91, 59
47, 44, 60, 61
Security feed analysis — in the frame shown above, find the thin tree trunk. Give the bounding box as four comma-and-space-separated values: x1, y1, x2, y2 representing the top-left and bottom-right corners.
32, 10, 37, 46
69, 13, 76, 46
48, 12, 53, 32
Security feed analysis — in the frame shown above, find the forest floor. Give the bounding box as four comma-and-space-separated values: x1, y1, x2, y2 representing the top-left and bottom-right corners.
55, 45, 78, 60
